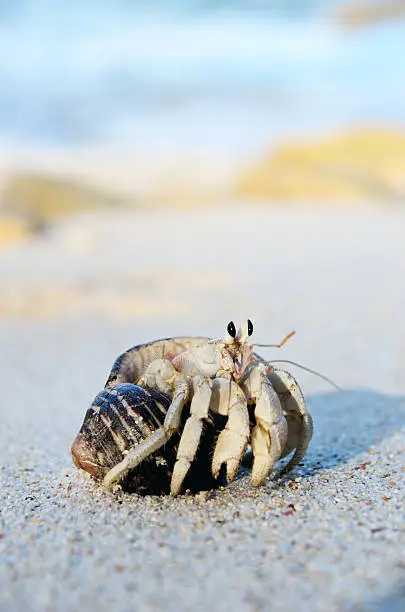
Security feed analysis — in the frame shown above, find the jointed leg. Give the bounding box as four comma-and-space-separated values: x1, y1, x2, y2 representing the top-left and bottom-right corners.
170, 377, 213, 496
242, 364, 288, 487
103, 361, 189, 491
211, 378, 250, 483
268, 368, 313, 474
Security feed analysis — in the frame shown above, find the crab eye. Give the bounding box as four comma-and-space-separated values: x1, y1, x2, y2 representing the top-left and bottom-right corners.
247, 319, 254, 336
227, 321, 236, 338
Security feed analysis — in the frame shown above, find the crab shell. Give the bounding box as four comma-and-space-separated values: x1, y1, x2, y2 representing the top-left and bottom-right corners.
71, 336, 310, 494
71, 337, 222, 494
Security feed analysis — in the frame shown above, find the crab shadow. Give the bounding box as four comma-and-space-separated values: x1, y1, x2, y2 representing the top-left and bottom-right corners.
123, 389, 405, 495
237, 388, 405, 484
278, 388, 405, 480
360, 583, 405, 612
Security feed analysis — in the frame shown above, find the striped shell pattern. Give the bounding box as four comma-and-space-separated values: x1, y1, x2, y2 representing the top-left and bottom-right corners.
71, 337, 222, 494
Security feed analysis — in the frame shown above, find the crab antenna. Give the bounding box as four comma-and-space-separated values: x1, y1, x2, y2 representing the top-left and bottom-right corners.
255, 330, 296, 349
268, 359, 342, 392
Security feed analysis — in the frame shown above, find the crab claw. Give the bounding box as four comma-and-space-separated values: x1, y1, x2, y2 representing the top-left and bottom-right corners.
212, 433, 244, 483
211, 379, 250, 482
211, 387, 250, 483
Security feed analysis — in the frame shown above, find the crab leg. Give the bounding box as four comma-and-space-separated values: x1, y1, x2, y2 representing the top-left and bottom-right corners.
103, 363, 189, 491
242, 364, 288, 487
211, 378, 250, 483
170, 377, 213, 496
268, 368, 313, 474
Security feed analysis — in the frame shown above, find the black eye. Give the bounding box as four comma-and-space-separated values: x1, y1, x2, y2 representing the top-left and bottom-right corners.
227, 321, 236, 338
247, 319, 253, 336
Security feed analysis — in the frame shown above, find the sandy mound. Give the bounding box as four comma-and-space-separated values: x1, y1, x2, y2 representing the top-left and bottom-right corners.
236, 129, 405, 203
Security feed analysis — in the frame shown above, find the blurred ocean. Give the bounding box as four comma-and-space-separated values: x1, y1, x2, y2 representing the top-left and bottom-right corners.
0, 0, 404, 154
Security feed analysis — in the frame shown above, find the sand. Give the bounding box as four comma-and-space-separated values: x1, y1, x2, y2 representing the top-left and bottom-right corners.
0, 204, 404, 611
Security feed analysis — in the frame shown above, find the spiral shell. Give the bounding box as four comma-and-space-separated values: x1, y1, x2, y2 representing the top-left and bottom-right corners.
71, 337, 221, 494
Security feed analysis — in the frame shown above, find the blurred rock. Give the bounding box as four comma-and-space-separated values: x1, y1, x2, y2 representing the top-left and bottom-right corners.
0, 172, 126, 229
236, 129, 405, 203
336, 1, 405, 28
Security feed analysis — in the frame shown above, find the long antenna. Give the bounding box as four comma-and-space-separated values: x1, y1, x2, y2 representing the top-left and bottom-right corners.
268, 359, 342, 392
255, 330, 296, 349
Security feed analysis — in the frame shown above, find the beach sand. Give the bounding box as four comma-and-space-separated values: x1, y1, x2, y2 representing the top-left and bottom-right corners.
0, 204, 404, 611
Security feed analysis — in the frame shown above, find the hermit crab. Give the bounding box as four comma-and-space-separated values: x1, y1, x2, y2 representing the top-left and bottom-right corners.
71, 320, 315, 495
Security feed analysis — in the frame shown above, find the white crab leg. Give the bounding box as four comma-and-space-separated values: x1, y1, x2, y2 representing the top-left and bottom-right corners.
103, 368, 189, 491
268, 368, 313, 474
242, 364, 288, 487
211, 378, 250, 483
170, 377, 213, 496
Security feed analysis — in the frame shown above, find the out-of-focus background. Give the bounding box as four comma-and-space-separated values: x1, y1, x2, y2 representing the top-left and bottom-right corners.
1, 0, 405, 237
1, 0, 405, 361
0, 0, 405, 363
1, 0, 405, 324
